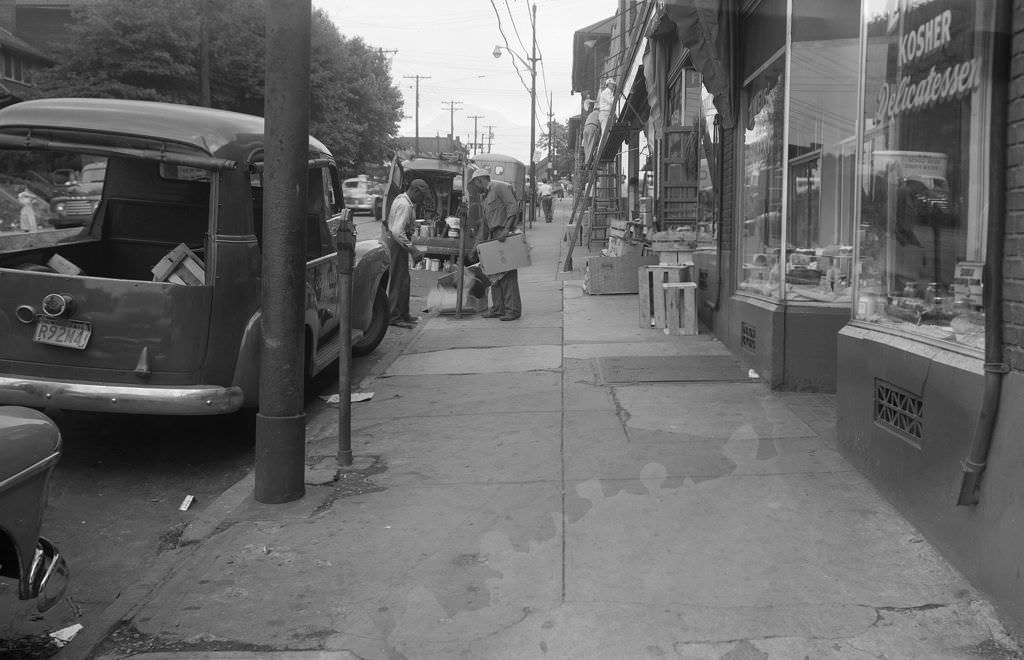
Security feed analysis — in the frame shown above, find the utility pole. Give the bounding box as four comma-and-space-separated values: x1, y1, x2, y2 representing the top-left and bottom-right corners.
527, 2, 538, 229
403, 74, 430, 156
199, 0, 211, 106
468, 114, 484, 156
442, 99, 462, 140
546, 92, 555, 178
485, 125, 496, 153
257, 0, 311, 504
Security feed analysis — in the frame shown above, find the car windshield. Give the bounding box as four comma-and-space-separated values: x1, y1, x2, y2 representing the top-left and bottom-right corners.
81, 164, 106, 184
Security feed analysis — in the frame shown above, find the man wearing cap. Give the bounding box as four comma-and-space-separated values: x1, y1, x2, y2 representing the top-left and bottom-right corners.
383, 179, 429, 328
598, 77, 616, 131
468, 169, 522, 321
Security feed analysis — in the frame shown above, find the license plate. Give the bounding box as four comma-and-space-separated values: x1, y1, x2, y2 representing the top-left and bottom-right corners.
33, 317, 92, 350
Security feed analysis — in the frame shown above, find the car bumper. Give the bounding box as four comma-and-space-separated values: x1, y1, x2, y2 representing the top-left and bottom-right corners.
0, 376, 244, 415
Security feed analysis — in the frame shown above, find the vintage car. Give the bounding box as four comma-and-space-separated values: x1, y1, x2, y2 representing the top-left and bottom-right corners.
0, 406, 69, 612
0, 98, 390, 417
49, 160, 107, 228
341, 175, 381, 216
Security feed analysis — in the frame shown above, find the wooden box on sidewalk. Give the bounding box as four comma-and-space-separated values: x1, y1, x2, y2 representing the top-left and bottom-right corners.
583, 253, 659, 295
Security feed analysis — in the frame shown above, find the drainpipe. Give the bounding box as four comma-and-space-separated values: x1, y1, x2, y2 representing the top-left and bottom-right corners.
957, 0, 1011, 506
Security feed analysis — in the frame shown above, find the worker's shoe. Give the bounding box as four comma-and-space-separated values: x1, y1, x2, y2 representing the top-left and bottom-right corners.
481, 310, 503, 319
500, 314, 520, 321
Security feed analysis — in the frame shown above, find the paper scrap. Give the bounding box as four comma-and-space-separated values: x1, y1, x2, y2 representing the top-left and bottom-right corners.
320, 392, 375, 404
179, 494, 195, 511
748, 369, 760, 379
49, 623, 83, 647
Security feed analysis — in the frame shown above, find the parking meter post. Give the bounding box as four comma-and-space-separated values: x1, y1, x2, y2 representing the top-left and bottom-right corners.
455, 218, 466, 318
254, 0, 310, 504
336, 216, 355, 467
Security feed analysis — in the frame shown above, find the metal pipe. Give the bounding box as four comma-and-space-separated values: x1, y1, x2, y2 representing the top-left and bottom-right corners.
336, 216, 355, 467
957, 0, 1011, 506
254, 0, 310, 504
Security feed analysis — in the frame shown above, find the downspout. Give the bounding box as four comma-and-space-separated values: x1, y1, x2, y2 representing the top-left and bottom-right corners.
957, 0, 1011, 506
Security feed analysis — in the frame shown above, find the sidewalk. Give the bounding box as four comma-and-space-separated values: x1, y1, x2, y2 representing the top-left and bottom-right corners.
84, 198, 1022, 660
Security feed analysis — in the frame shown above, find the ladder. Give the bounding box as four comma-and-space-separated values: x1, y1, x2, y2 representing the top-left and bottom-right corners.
561, 164, 600, 272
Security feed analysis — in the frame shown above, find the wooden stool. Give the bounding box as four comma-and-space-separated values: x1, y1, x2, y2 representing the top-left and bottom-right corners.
662, 282, 698, 335
639, 264, 690, 327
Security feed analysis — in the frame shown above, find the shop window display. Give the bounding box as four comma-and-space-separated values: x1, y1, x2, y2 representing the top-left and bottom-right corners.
854, 0, 995, 350
739, 55, 785, 299
782, 0, 861, 303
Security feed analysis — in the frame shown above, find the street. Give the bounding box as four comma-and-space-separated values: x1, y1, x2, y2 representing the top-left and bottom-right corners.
0, 211, 417, 659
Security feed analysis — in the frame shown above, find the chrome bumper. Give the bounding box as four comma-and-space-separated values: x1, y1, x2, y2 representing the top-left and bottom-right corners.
0, 376, 244, 415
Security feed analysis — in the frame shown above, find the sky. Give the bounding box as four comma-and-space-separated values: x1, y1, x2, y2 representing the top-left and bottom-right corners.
313, 0, 619, 164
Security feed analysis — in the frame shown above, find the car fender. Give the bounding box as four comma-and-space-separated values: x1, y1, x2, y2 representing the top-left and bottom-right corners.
231, 312, 262, 409
353, 238, 390, 330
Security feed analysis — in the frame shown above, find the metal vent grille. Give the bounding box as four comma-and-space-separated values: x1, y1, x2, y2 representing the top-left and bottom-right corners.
874, 379, 923, 444
741, 322, 756, 353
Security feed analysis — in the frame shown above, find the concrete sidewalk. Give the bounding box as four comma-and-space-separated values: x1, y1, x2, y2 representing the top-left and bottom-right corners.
84, 199, 1022, 659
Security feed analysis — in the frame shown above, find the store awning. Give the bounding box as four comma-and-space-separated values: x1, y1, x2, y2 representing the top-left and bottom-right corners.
619, 64, 650, 129
649, 0, 734, 129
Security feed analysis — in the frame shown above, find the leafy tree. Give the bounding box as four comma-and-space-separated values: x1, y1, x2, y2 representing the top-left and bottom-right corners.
30, 0, 402, 169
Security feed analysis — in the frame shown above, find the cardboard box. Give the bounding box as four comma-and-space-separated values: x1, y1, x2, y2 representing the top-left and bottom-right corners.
477, 233, 531, 275
583, 253, 659, 295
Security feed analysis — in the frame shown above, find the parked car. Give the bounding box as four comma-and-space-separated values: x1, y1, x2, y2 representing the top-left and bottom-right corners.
342, 175, 381, 216
50, 160, 107, 228
0, 406, 69, 612
0, 98, 391, 417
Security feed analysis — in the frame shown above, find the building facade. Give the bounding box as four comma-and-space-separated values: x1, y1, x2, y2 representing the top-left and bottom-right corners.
578, 0, 1024, 636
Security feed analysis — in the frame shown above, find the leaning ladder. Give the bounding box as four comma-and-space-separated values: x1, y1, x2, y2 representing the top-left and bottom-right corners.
561, 163, 600, 272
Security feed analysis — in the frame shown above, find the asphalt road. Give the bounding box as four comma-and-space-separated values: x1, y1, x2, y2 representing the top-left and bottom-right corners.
0, 213, 434, 659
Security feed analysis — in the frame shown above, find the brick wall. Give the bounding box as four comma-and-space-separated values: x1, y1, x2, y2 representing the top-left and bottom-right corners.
1007, 4, 1024, 371
719, 126, 734, 248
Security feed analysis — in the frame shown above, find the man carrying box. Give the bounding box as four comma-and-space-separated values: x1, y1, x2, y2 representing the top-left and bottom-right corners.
468, 168, 521, 321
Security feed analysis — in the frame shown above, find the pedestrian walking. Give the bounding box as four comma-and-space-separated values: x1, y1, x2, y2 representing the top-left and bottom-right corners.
17, 187, 39, 232
383, 179, 428, 328
468, 169, 522, 321
537, 179, 554, 223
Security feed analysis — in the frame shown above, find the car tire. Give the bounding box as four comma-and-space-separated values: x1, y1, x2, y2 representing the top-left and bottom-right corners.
352, 285, 389, 357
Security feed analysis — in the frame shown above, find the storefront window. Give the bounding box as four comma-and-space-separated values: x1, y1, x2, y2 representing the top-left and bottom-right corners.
739, 54, 785, 298
784, 0, 861, 303
854, 0, 996, 350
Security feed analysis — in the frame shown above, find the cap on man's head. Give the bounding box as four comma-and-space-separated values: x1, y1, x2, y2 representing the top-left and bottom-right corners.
408, 179, 430, 196
469, 168, 491, 184
605, 77, 616, 86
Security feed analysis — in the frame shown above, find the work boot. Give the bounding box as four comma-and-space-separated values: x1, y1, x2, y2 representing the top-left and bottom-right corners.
481, 310, 503, 319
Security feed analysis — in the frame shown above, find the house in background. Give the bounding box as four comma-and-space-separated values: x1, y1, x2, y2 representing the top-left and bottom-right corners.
0, 0, 67, 107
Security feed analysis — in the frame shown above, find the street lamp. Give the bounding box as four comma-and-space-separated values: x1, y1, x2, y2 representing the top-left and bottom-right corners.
493, 2, 539, 229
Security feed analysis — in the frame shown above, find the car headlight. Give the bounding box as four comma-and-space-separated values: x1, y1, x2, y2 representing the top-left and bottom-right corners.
55, 202, 66, 214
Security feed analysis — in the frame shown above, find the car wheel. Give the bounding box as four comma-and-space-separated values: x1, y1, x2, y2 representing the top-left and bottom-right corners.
352, 285, 389, 357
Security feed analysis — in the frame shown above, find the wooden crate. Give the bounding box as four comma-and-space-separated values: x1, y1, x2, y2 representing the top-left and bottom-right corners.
663, 282, 698, 335
638, 264, 691, 327
583, 253, 659, 295
151, 243, 205, 285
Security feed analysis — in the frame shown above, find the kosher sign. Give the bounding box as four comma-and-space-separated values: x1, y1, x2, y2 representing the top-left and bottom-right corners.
873, 7, 981, 125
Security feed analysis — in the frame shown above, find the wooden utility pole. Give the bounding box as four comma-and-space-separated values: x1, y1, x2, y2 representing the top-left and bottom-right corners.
442, 99, 462, 140
546, 92, 555, 178
485, 124, 496, 153
468, 114, 484, 155
404, 75, 431, 156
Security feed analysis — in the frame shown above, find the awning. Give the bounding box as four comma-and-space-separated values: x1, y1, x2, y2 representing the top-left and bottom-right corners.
649, 0, 735, 129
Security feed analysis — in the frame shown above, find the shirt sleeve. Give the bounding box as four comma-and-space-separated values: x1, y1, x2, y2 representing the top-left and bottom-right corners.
387, 196, 416, 251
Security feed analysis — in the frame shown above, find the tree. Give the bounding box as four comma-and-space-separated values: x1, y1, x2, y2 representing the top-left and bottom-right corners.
31, 0, 402, 169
